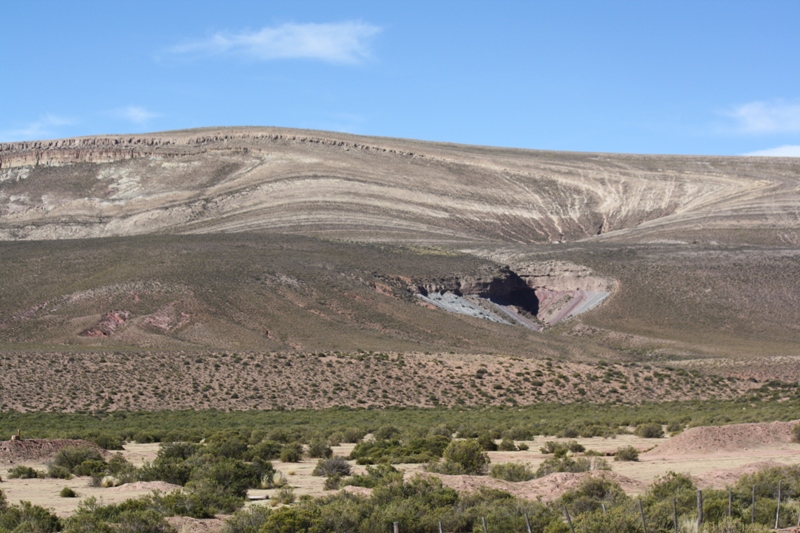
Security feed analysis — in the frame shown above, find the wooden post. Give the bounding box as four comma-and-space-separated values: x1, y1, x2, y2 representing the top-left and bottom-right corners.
601, 503, 607, 515
524, 514, 532, 533
482, 517, 488, 533
775, 480, 782, 529
393, 522, 399, 533
638, 499, 647, 533
697, 490, 703, 528
673, 497, 678, 533
563, 507, 575, 533
751, 486, 755, 524
728, 487, 732, 518
438, 521, 443, 533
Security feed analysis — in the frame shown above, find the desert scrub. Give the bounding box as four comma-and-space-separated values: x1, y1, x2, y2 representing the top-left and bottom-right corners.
536, 456, 608, 477
635, 423, 664, 438
540, 440, 585, 455
614, 445, 639, 461
312, 457, 351, 477
306, 439, 333, 459
279, 443, 303, 463
60, 487, 77, 498
7, 465, 44, 479
272, 486, 295, 506
342, 464, 402, 488
52, 446, 106, 475
221, 505, 272, 533
497, 438, 518, 451
793, 422, 800, 443
441, 439, 489, 475
489, 462, 535, 482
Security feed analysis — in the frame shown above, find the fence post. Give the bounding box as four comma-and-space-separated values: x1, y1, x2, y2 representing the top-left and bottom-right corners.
638, 499, 647, 533
482, 516, 488, 533
601, 503, 607, 515
697, 490, 703, 528
775, 480, 782, 529
393, 522, 399, 533
438, 522, 443, 533
728, 487, 732, 518
563, 507, 575, 533
673, 497, 678, 533
524, 514, 532, 533
751, 486, 755, 524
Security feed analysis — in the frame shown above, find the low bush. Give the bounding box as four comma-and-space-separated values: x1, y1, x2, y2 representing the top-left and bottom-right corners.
280, 443, 303, 463
497, 438, 518, 451
614, 446, 639, 462
272, 486, 295, 506
441, 439, 489, 475
477, 433, 498, 451
221, 504, 272, 533
792, 423, 800, 443
312, 457, 351, 477
7, 465, 43, 479
60, 487, 77, 498
47, 465, 72, 479
540, 440, 585, 456
343, 464, 402, 488
536, 456, 602, 477
306, 440, 333, 459
635, 423, 664, 438
53, 446, 106, 474
489, 462, 535, 482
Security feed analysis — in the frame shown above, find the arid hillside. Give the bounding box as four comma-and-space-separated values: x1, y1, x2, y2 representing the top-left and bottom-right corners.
1, 127, 799, 370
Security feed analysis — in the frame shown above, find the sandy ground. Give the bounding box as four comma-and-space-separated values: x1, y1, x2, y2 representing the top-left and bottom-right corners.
2, 428, 799, 519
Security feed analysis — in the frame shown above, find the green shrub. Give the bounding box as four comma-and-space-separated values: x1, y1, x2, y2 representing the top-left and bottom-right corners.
0, 501, 61, 533
497, 438, 518, 451
635, 424, 664, 438
280, 443, 303, 463
536, 456, 597, 477
7, 465, 43, 479
477, 433, 498, 451
272, 486, 295, 505
246, 440, 281, 462
614, 446, 639, 462
373, 425, 401, 440
89, 433, 125, 451
222, 504, 272, 533
312, 457, 351, 477
73, 459, 107, 477
792, 423, 800, 443
441, 439, 489, 475
341, 428, 367, 443
0, 488, 7, 512
60, 487, 77, 498
53, 446, 106, 474
306, 440, 333, 459
343, 464, 402, 488
559, 476, 629, 515
47, 465, 73, 480
540, 440, 584, 456
205, 431, 249, 460
489, 462, 535, 482
116, 509, 176, 533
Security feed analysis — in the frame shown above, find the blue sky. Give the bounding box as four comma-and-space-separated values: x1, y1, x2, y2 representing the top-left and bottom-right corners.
2, 1, 799, 156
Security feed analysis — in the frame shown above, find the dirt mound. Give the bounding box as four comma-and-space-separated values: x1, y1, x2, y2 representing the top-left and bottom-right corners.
107, 481, 181, 493
0, 439, 104, 464
694, 461, 785, 489
644, 421, 800, 457
427, 471, 644, 501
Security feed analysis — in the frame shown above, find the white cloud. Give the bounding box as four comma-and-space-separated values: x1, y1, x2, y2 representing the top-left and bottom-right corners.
726, 100, 800, 134
0, 114, 74, 142
112, 106, 160, 126
743, 145, 800, 157
170, 21, 381, 64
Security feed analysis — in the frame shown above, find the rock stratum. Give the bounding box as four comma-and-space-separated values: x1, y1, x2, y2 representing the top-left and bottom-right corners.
2, 127, 798, 245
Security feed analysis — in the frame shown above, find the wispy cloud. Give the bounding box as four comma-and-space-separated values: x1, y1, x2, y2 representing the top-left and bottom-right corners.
0, 114, 74, 142
112, 106, 160, 126
170, 21, 381, 64
744, 145, 800, 157
726, 100, 800, 134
